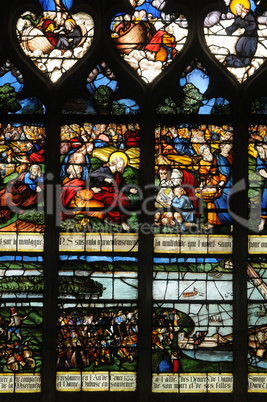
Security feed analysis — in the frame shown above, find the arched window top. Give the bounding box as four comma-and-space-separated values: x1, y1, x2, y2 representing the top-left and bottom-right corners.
62, 61, 140, 114
157, 59, 231, 114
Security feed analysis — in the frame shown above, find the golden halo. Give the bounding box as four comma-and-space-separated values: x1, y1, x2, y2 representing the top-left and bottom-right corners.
109, 152, 128, 167
230, 0, 250, 15
65, 18, 76, 26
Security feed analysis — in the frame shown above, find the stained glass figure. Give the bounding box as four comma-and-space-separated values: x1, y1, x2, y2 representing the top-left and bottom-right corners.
157, 60, 230, 115
0, 122, 45, 252
58, 255, 138, 300
0, 302, 42, 393
152, 303, 233, 392
16, 0, 94, 82
154, 124, 233, 253
248, 129, 267, 389
56, 303, 138, 391
204, 0, 267, 83
248, 125, 267, 235
111, 0, 188, 83
59, 123, 139, 252
62, 62, 140, 115
0, 61, 45, 114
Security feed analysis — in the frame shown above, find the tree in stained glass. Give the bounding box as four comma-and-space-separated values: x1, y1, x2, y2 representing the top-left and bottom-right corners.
251, 97, 267, 114
0, 61, 45, 114
62, 62, 140, 115
157, 59, 230, 115
0, 301, 43, 393
58, 255, 138, 300
152, 257, 233, 393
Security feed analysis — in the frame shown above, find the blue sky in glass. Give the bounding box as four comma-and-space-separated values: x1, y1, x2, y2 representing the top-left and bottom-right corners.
154, 257, 221, 263
0, 256, 42, 261
15, 98, 45, 114
86, 70, 118, 95
115, 0, 162, 19
179, 67, 229, 114
59, 255, 137, 262
250, 0, 257, 11
39, 0, 73, 11
180, 68, 210, 94
135, 0, 162, 18
0, 71, 23, 92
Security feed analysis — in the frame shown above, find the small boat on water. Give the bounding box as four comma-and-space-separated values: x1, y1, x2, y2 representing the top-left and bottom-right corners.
182, 287, 198, 298
112, 21, 156, 55
209, 314, 223, 323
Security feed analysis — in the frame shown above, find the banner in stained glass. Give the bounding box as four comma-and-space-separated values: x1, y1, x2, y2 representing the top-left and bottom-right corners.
59, 122, 139, 253
56, 303, 138, 391
0, 302, 42, 393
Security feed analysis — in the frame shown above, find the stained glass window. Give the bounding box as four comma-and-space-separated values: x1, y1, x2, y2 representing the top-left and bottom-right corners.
0, 56, 45, 393
2, 0, 267, 399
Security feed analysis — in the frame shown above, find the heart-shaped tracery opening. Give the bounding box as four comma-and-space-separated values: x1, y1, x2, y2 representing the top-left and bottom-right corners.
16, 0, 94, 83
111, 0, 188, 83
204, 0, 267, 83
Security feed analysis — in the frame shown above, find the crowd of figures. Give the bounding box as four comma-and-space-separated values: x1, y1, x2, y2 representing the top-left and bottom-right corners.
0, 123, 45, 226
155, 124, 233, 232
249, 124, 267, 232
152, 309, 183, 373
56, 309, 138, 369
60, 123, 139, 231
